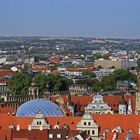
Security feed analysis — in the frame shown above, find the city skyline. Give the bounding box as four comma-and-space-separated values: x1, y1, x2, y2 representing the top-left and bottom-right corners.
0, 0, 140, 38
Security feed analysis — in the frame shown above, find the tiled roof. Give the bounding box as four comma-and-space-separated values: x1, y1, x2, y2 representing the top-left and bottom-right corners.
51, 95, 135, 113
25, 67, 51, 71
0, 78, 9, 83
12, 129, 48, 140
0, 70, 14, 77
1, 113, 140, 139
105, 132, 140, 140
66, 68, 95, 72
0, 106, 15, 114
51, 70, 60, 74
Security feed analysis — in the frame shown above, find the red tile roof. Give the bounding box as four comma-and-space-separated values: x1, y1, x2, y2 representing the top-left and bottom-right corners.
51, 70, 60, 74
0, 70, 14, 77
51, 95, 136, 113
24, 68, 51, 71
0, 78, 9, 83
0, 106, 15, 114
0, 113, 140, 139
50, 58, 60, 64
105, 132, 140, 140
66, 68, 96, 72
12, 129, 48, 140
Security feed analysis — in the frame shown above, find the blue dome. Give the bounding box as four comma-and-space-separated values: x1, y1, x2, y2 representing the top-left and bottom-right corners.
16, 99, 63, 116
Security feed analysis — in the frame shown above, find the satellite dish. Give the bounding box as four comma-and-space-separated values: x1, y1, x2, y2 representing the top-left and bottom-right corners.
11, 66, 18, 72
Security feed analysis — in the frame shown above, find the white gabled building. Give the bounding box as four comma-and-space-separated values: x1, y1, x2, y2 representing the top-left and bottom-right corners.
85, 94, 113, 114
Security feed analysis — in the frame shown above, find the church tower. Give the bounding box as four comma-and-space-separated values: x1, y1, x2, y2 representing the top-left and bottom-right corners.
28, 78, 39, 99
127, 99, 132, 114
135, 71, 140, 114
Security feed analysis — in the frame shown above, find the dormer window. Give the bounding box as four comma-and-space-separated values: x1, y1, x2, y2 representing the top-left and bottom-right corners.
92, 130, 95, 135
88, 122, 91, 126
57, 134, 62, 138
54, 124, 59, 129
127, 129, 134, 133
49, 134, 54, 138
37, 121, 41, 125
100, 106, 104, 109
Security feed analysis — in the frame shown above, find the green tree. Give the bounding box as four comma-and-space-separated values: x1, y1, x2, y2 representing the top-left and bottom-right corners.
46, 74, 73, 93
92, 79, 102, 91
76, 78, 94, 87
100, 76, 116, 91
7, 72, 32, 95
34, 73, 48, 95
82, 70, 96, 78
91, 69, 136, 92
111, 69, 137, 82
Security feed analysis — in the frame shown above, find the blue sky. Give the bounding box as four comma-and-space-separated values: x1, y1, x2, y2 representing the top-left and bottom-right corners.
0, 0, 140, 38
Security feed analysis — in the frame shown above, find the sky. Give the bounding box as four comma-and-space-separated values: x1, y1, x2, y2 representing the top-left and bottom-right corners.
0, 0, 140, 38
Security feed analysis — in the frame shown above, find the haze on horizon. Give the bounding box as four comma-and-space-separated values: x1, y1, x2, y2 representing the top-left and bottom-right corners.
0, 0, 140, 39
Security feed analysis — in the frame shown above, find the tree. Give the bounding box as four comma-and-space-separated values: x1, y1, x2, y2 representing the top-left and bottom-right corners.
34, 73, 48, 95
76, 78, 94, 87
7, 72, 32, 95
91, 69, 136, 92
100, 76, 116, 91
111, 69, 137, 82
82, 70, 96, 78
46, 74, 73, 92
92, 79, 102, 91
34, 73, 73, 94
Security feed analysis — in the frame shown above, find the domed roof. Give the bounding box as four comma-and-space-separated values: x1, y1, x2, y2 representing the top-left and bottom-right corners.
16, 99, 63, 116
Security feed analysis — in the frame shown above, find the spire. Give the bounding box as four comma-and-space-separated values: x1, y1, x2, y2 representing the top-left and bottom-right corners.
28, 77, 39, 99
127, 99, 132, 114
135, 71, 140, 114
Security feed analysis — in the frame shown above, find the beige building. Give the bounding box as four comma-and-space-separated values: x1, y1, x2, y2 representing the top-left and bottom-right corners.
69, 84, 93, 95
76, 113, 99, 139
95, 59, 122, 69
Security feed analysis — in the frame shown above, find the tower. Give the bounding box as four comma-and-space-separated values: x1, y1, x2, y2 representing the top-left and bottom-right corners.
67, 94, 74, 115
127, 99, 132, 114
28, 78, 39, 99
135, 71, 140, 114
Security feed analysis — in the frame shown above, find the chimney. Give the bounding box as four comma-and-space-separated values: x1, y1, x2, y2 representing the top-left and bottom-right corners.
28, 125, 32, 131
16, 124, 20, 131
40, 125, 43, 131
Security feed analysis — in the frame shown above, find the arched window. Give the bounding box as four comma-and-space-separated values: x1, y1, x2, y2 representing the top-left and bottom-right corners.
104, 128, 111, 133
127, 129, 134, 133
37, 121, 41, 125
88, 122, 91, 126
88, 130, 90, 135
92, 130, 95, 135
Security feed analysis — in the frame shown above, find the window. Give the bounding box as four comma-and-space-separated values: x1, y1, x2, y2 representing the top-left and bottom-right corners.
84, 122, 86, 125
88, 122, 91, 126
127, 129, 134, 133
88, 130, 90, 135
37, 121, 41, 125
57, 134, 62, 138
49, 134, 54, 138
92, 106, 95, 108
92, 130, 95, 135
